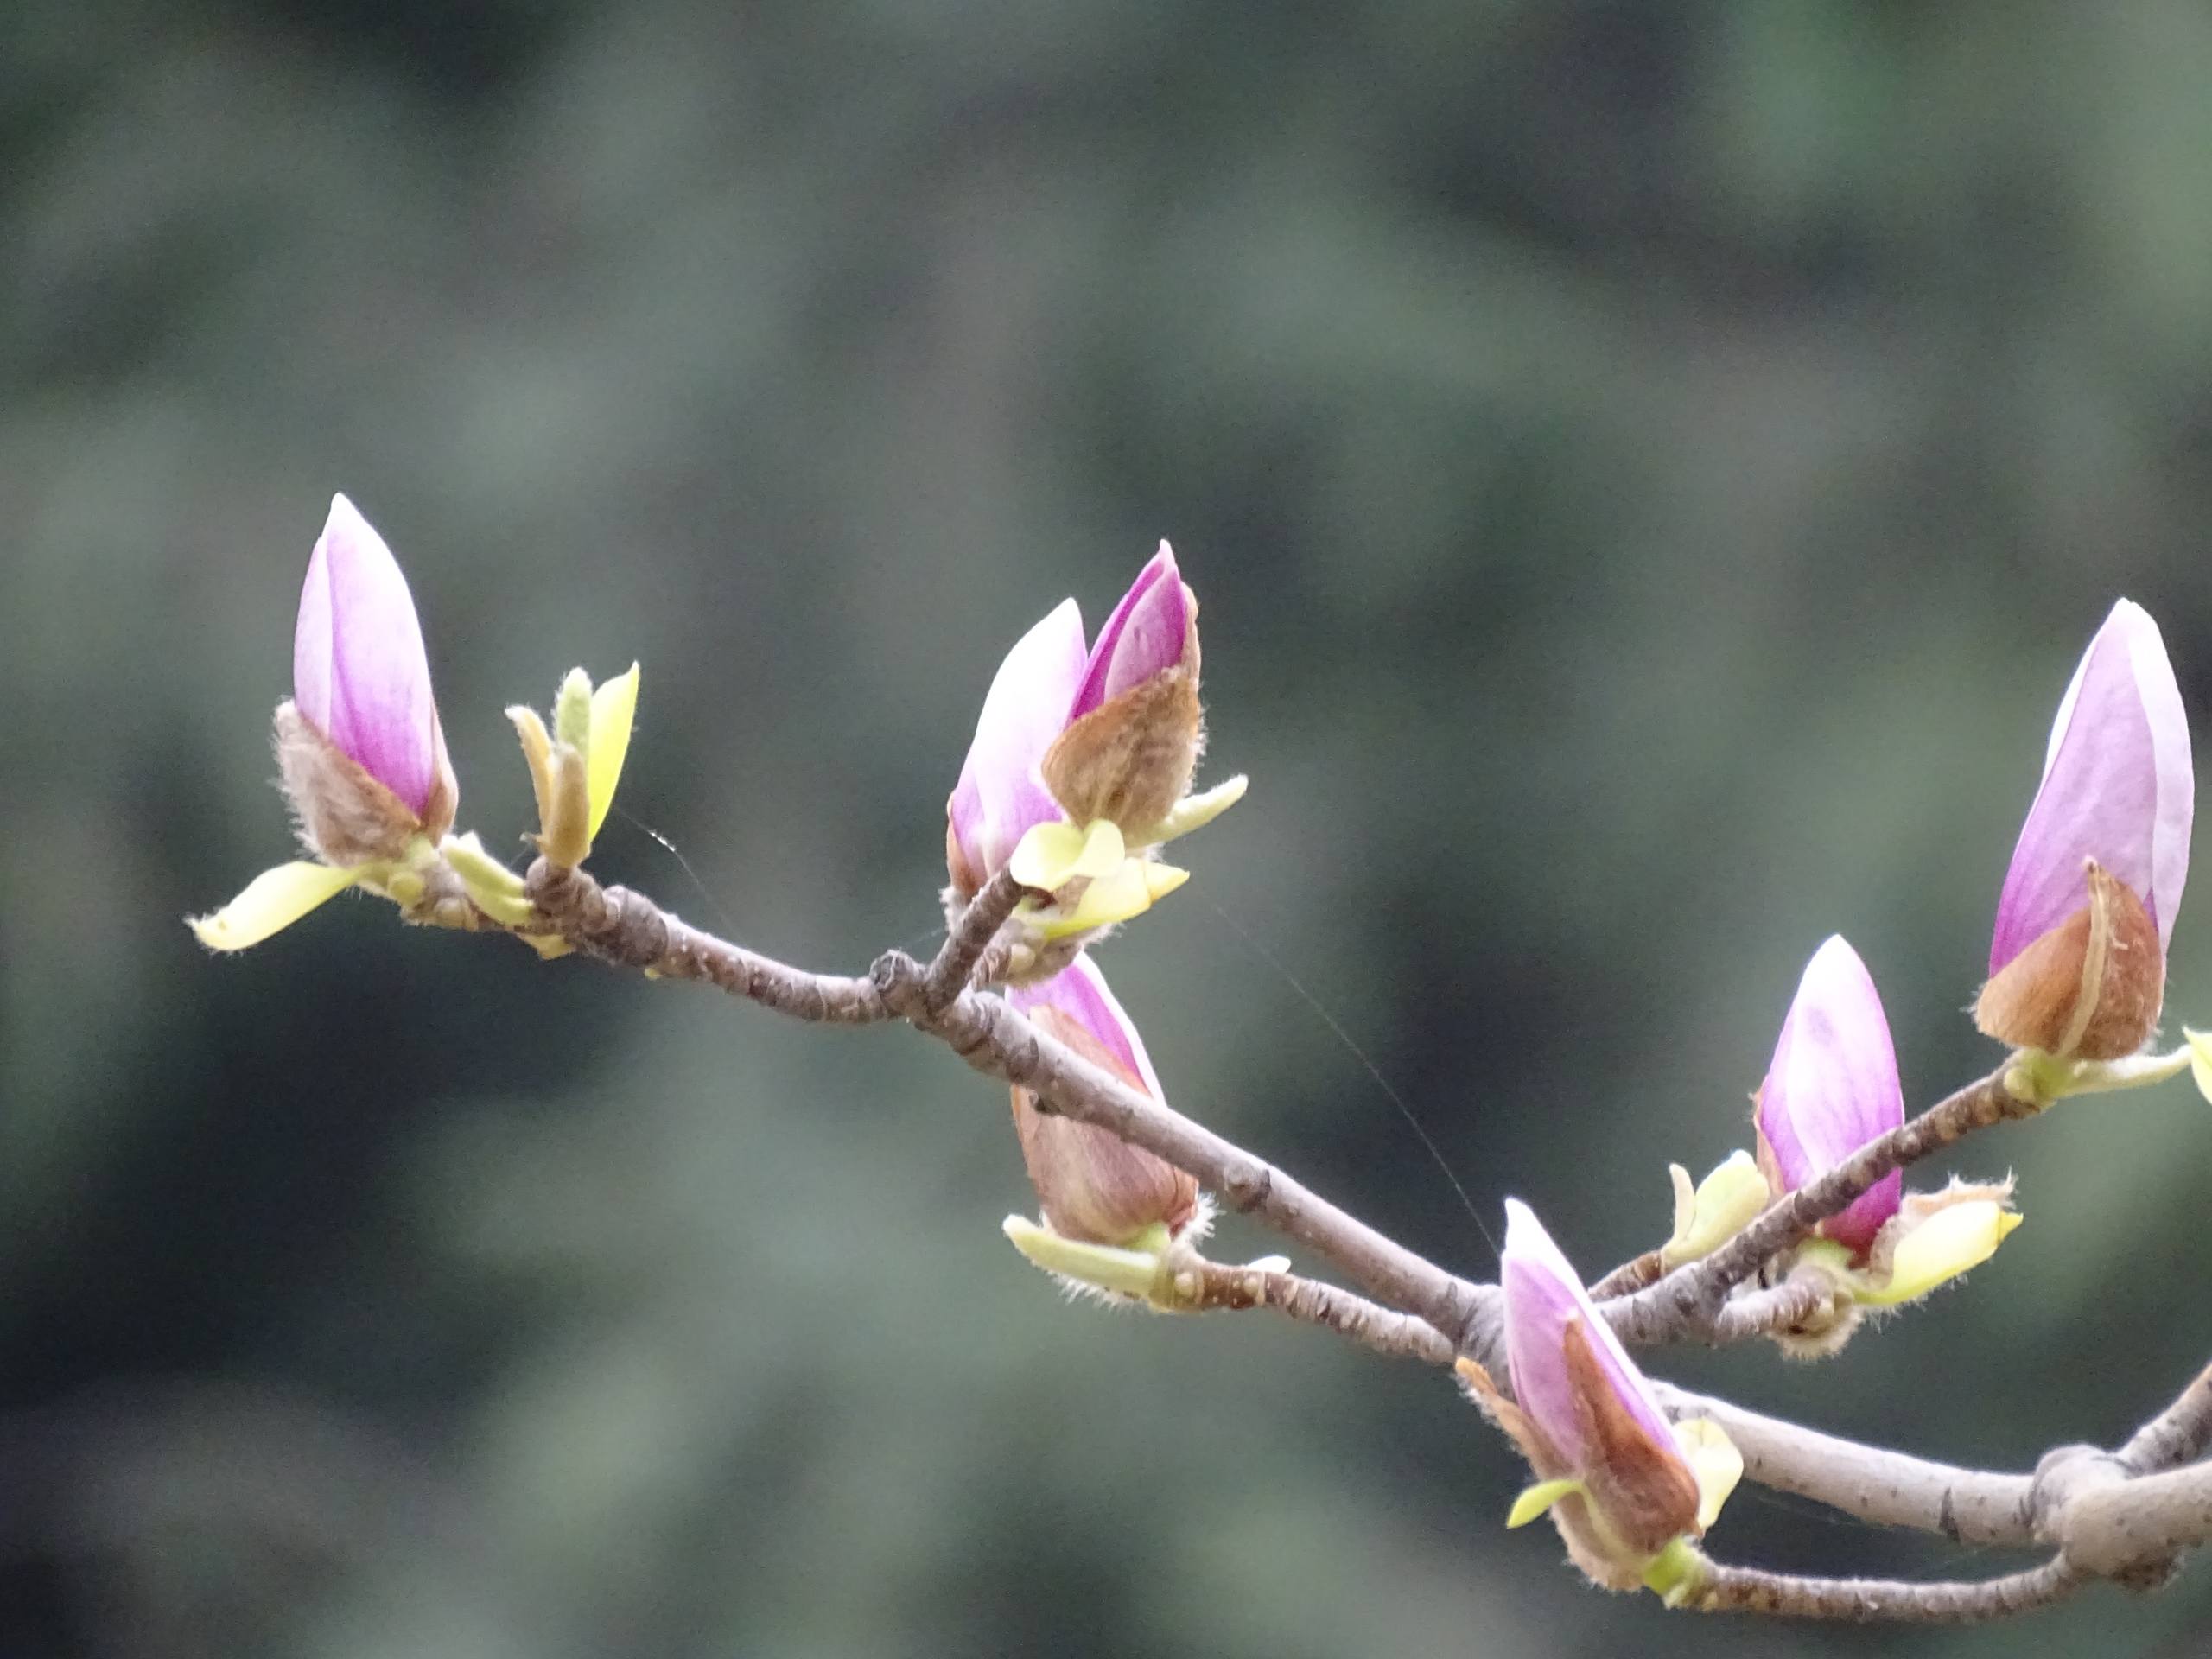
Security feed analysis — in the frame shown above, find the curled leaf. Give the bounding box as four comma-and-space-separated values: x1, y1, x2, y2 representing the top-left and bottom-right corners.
188, 861, 365, 951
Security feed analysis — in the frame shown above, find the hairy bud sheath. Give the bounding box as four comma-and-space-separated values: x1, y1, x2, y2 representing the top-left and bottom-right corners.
1007, 957, 1198, 1245
1039, 546, 1202, 834
1977, 861, 2163, 1058
1977, 600, 2190, 1058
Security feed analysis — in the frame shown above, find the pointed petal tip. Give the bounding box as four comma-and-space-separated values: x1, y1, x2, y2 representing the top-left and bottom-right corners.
1502, 1195, 1540, 1245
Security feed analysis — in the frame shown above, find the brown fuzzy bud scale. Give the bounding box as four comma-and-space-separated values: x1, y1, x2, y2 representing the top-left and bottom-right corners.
275, 701, 447, 865
1039, 607, 1203, 834
1564, 1319, 1702, 1557
1974, 861, 2163, 1059
1458, 1328, 1702, 1594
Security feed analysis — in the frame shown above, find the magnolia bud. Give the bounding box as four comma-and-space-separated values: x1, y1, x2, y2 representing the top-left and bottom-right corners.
940, 545, 1241, 968
1007, 959, 1198, 1246
1755, 937, 1904, 1256
1980, 599, 2190, 1058
283, 494, 456, 861
1461, 1200, 1736, 1592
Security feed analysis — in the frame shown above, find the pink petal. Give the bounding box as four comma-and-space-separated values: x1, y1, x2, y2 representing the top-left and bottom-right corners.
1991, 600, 2193, 972
1500, 1199, 1677, 1471
949, 599, 1090, 880
1069, 543, 1189, 720
1008, 956, 1163, 1099
293, 495, 441, 817
1756, 936, 1904, 1255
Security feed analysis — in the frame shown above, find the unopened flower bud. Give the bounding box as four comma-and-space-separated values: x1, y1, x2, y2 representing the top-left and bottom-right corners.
1007, 957, 1199, 1246
1745, 939, 2018, 1345
1459, 1201, 1738, 1592
941, 546, 1243, 971
282, 494, 456, 862
192, 494, 464, 950
1756, 936, 1904, 1258
1978, 600, 2191, 1059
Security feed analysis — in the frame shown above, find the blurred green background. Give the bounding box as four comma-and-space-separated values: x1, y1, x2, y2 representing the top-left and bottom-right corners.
7, 2, 2212, 1654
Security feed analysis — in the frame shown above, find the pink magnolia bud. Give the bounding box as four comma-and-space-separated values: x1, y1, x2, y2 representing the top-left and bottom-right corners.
1755, 936, 1904, 1258
1006, 957, 1199, 1246
1978, 601, 2191, 1058
1463, 1200, 1705, 1589
278, 495, 457, 863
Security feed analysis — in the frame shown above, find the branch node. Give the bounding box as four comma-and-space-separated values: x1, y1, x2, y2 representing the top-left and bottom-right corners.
871, 949, 925, 1014
1222, 1165, 1273, 1213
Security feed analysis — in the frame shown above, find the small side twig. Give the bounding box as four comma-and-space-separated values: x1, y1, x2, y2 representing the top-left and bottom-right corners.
1605, 1068, 2031, 1344
1588, 1249, 1666, 1300
2119, 1361, 2212, 1475
923, 868, 1027, 1013
1173, 1260, 1457, 1366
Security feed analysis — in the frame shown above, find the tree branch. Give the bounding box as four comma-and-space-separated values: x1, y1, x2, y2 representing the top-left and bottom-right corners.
1707, 1277, 1847, 1346
2052, 1455, 2212, 1581
516, 857, 2212, 1620
527, 862, 888, 1023
1649, 1383, 2037, 1547
524, 857, 1508, 1363
1686, 1556, 2084, 1622
1171, 1260, 1457, 1365
1588, 1249, 1665, 1300
924, 868, 1025, 1012
870, 944, 1508, 1361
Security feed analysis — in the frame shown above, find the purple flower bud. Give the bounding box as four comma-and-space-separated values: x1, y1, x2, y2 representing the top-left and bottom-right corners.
945, 546, 1216, 906
1990, 599, 2191, 974
1978, 601, 2190, 1059
944, 599, 1090, 898
1475, 1200, 1706, 1584
1007, 957, 1199, 1245
1069, 543, 1191, 721
1755, 937, 1904, 1257
1500, 1200, 1681, 1474
292, 495, 451, 823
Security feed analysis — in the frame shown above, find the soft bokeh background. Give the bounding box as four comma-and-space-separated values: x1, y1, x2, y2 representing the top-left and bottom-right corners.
7, 3, 2212, 1654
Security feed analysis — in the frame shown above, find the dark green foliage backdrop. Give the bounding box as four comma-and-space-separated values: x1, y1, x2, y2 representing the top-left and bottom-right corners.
6, 3, 2212, 1654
